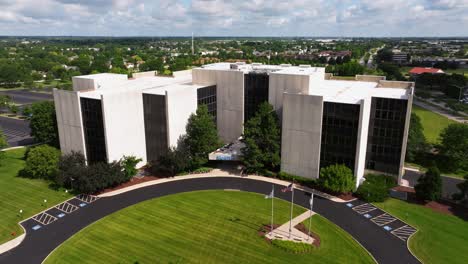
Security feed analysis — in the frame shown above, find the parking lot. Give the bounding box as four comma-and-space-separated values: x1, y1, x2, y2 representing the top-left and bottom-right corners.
0, 90, 53, 105
22, 195, 100, 232
0, 116, 34, 146
347, 201, 417, 242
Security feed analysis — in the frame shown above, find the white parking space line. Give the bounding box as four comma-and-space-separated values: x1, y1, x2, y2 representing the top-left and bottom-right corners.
352, 203, 377, 214
55, 202, 79, 214
371, 213, 397, 226
32, 212, 57, 225
391, 225, 417, 241
76, 194, 100, 204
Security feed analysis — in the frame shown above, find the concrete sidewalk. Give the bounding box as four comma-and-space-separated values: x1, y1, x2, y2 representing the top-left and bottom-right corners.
266, 210, 316, 244
99, 169, 350, 203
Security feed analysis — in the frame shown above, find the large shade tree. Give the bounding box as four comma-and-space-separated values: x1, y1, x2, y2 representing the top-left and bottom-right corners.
406, 113, 430, 162
184, 105, 222, 169
439, 123, 468, 171
241, 102, 281, 173
29, 101, 59, 148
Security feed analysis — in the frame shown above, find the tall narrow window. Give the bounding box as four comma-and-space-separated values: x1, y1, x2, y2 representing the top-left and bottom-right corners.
80, 98, 107, 164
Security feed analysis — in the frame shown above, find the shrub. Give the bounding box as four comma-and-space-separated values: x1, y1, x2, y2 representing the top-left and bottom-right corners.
415, 166, 442, 201
55, 151, 86, 188
20, 145, 60, 180
318, 164, 355, 193
452, 175, 468, 206
120, 155, 142, 180
355, 174, 397, 202
270, 239, 313, 254
150, 146, 191, 176
277, 171, 316, 188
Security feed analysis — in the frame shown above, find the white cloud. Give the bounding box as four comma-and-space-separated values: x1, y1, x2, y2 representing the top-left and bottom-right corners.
0, 0, 466, 36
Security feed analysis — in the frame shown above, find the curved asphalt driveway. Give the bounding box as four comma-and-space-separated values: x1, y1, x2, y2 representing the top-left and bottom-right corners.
0, 177, 420, 264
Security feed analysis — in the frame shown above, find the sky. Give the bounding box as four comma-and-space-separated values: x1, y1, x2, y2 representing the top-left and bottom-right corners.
0, 0, 467, 37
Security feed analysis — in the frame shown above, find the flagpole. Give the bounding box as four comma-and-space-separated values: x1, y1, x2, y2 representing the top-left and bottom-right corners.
308, 193, 314, 241
289, 182, 294, 238
271, 185, 274, 234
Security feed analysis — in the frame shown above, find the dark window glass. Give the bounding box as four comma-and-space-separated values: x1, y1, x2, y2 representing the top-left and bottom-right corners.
365, 97, 408, 174
197, 85, 217, 122
320, 102, 360, 171
244, 72, 269, 122
80, 98, 107, 164
143, 94, 168, 162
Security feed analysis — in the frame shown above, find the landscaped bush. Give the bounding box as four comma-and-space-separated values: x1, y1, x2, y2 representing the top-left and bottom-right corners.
20, 145, 60, 180
355, 174, 397, 202
55, 151, 131, 194
415, 166, 442, 201
270, 239, 314, 254
277, 171, 316, 188
120, 155, 142, 180
318, 164, 355, 194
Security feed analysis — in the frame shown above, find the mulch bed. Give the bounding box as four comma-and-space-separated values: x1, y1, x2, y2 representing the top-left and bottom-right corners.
294, 223, 321, 247
393, 187, 468, 220
258, 224, 282, 242
96, 175, 162, 195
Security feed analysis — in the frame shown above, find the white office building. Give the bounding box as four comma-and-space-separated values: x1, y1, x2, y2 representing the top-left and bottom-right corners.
54, 63, 414, 187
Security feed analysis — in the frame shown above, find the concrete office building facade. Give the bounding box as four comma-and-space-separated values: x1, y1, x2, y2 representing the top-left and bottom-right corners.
54, 63, 414, 187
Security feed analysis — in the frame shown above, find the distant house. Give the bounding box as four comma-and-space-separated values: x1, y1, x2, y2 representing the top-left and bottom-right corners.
409, 67, 445, 76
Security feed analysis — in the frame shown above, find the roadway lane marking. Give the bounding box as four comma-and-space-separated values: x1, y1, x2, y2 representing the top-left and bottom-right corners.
76, 194, 100, 204
352, 203, 377, 214
391, 225, 417, 241
32, 212, 57, 226
371, 213, 397, 226
55, 202, 79, 214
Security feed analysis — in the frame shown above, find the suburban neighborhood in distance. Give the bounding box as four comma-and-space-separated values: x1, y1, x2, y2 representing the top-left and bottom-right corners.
0, 1, 467, 264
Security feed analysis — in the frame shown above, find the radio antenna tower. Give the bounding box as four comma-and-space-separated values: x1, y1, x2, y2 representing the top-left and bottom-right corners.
191, 32, 194, 56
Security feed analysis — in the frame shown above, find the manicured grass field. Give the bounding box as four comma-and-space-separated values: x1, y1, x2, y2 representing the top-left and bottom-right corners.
375, 198, 468, 264
0, 148, 72, 244
45, 191, 374, 264
412, 105, 456, 144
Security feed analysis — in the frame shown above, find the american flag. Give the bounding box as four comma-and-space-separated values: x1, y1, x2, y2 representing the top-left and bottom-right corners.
281, 183, 293, 192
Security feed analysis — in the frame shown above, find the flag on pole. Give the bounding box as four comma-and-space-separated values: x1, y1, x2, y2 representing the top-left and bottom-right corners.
265, 189, 274, 199
309, 194, 314, 207
281, 183, 293, 192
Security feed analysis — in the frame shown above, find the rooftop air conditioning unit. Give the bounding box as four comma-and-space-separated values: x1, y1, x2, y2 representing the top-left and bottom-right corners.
252, 63, 262, 66
236, 61, 246, 65
230, 64, 239, 70
299, 64, 311, 68
280, 64, 292, 67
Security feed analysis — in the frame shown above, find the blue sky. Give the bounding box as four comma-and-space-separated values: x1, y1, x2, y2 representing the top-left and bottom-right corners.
0, 0, 467, 36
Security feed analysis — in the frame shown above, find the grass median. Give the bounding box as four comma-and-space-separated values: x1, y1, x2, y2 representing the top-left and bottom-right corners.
45, 191, 374, 264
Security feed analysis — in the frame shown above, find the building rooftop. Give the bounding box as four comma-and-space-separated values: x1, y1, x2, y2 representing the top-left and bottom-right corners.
409, 67, 445, 75
199, 62, 325, 76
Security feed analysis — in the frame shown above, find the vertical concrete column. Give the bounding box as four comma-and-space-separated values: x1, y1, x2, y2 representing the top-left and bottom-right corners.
398, 87, 414, 185
281, 93, 323, 179
354, 97, 372, 188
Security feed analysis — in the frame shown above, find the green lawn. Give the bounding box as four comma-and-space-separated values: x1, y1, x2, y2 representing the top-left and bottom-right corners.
0, 148, 71, 244
412, 105, 456, 144
45, 191, 374, 264
375, 198, 468, 264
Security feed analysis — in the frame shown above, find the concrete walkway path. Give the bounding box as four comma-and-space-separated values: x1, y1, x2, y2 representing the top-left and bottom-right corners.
266, 210, 316, 244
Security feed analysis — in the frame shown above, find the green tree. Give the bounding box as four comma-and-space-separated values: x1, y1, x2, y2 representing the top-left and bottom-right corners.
241, 102, 281, 173
185, 105, 222, 169
30, 101, 59, 147
439, 123, 468, 171
151, 145, 191, 176
406, 113, 430, 162
319, 164, 355, 193
21, 145, 60, 180
452, 175, 468, 206
415, 166, 442, 201
0, 95, 12, 109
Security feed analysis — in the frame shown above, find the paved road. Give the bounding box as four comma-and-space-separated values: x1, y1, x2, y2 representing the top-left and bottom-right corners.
0, 177, 420, 264
0, 116, 34, 146
0, 90, 52, 105
404, 169, 463, 199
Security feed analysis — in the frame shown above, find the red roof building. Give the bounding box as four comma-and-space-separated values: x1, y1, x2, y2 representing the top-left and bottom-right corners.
409, 67, 445, 75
